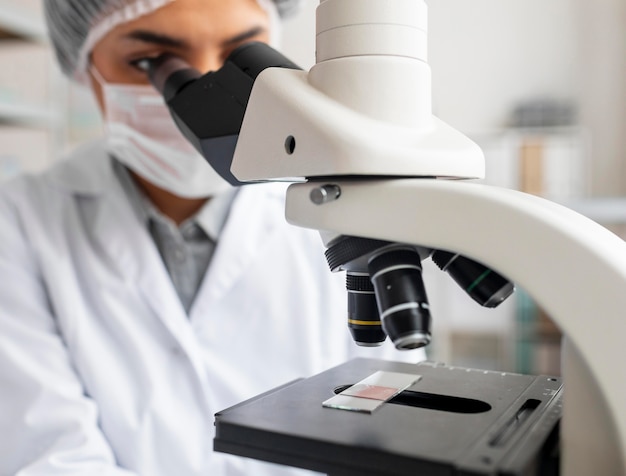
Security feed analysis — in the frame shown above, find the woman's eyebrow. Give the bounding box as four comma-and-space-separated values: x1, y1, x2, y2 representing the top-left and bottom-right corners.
222, 26, 267, 46
123, 30, 188, 48
123, 26, 267, 49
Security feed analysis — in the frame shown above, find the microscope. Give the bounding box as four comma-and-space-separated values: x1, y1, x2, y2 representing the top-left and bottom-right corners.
146, 0, 626, 474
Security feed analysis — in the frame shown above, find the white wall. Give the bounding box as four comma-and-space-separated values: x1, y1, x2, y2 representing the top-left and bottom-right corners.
281, 0, 626, 196
428, 0, 579, 133
281, 0, 579, 132
279, 1, 317, 68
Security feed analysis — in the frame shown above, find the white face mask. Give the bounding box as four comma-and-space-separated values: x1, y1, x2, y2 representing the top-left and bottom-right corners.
92, 66, 233, 198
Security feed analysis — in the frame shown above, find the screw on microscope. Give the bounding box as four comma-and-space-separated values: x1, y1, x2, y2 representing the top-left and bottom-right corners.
310, 184, 342, 205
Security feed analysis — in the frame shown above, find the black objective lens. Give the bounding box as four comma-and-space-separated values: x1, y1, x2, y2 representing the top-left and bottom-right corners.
431, 250, 514, 308
368, 247, 431, 350
346, 272, 386, 347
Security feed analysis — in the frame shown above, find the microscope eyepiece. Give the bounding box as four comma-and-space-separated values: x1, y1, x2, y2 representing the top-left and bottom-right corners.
368, 247, 431, 350
144, 54, 202, 102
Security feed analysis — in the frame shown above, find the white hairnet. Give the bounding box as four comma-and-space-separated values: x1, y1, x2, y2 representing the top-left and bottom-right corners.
44, 0, 303, 82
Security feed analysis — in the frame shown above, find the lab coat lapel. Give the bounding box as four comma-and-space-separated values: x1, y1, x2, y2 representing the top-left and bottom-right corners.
53, 143, 193, 352
83, 170, 192, 342
84, 184, 221, 417
189, 184, 285, 320
49, 142, 219, 417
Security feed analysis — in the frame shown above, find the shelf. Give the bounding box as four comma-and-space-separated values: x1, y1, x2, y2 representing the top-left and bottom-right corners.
0, 4, 46, 41
0, 102, 60, 127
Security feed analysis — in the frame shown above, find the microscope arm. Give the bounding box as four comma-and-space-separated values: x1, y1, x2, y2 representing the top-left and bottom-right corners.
285, 178, 626, 475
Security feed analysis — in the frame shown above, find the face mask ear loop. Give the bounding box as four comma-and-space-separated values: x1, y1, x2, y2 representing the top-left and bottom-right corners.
88, 61, 114, 121
89, 62, 108, 88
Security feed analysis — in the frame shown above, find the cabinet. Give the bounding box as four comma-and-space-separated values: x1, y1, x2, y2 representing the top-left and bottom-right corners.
0, 1, 102, 182
0, 1, 47, 41
0, 1, 60, 182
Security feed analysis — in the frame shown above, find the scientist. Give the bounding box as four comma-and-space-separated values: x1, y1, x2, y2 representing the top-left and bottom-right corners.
0, 0, 421, 474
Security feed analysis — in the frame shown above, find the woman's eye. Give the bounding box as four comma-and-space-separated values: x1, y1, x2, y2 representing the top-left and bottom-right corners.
129, 56, 161, 72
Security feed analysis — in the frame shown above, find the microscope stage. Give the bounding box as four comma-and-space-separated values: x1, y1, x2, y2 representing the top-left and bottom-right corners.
214, 358, 562, 476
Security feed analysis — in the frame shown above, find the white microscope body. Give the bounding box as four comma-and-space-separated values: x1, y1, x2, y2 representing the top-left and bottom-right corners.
231, 0, 626, 474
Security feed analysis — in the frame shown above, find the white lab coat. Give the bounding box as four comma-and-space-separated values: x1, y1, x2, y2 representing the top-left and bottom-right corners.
0, 141, 420, 476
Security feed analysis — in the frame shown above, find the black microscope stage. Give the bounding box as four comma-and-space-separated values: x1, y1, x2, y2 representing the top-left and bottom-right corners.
214, 358, 562, 476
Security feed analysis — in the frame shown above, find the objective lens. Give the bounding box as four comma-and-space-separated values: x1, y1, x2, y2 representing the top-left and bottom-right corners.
431, 250, 514, 308
368, 247, 431, 350
346, 272, 387, 347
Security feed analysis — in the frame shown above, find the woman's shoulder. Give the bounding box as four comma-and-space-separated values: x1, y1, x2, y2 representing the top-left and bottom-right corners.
0, 139, 115, 209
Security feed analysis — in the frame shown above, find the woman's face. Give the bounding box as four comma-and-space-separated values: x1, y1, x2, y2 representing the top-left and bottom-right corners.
89, 0, 271, 109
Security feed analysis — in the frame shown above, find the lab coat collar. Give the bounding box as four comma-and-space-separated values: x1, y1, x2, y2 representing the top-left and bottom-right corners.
48, 139, 289, 355
109, 158, 239, 242
85, 188, 216, 411
194, 188, 239, 242
51, 141, 199, 358
49, 139, 241, 248
47, 139, 114, 196
70, 147, 217, 407
189, 182, 289, 321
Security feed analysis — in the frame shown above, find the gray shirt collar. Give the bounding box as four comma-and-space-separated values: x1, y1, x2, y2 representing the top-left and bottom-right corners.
111, 158, 238, 240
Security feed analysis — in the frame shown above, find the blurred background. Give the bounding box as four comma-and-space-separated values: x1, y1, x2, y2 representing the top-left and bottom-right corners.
1, 0, 625, 375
